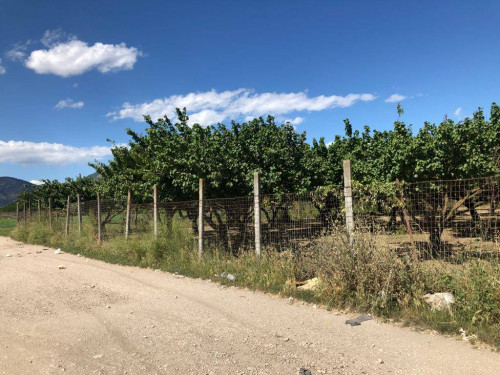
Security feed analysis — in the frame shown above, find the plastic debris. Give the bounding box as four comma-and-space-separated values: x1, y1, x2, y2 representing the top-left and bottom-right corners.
77, 254, 82, 257
345, 314, 372, 326
297, 277, 319, 291
54, 248, 63, 254
423, 292, 455, 314
227, 274, 236, 281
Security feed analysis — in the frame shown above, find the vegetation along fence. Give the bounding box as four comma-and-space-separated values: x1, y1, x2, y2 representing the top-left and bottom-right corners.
9, 161, 500, 264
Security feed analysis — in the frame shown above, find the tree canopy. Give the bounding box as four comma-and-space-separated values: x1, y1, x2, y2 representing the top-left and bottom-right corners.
17, 103, 500, 205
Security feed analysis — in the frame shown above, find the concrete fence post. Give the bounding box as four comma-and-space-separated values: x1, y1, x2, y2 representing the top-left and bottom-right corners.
343, 160, 354, 245
37, 199, 41, 223
198, 178, 204, 257
97, 192, 101, 244
48, 198, 52, 229
153, 184, 158, 238
125, 190, 131, 240
254, 172, 262, 257
65, 196, 70, 235
16, 202, 20, 228
77, 194, 82, 233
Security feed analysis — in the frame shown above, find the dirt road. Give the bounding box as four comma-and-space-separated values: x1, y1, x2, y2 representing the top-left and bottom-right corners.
0, 237, 498, 374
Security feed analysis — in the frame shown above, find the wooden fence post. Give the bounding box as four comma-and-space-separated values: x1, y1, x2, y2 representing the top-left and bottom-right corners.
153, 184, 158, 238
125, 190, 131, 239
37, 200, 41, 223
97, 193, 101, 244
198, 178, 204, 257
16, 202, 20, 228
48, 198, 52, 228
28, 201, 32, 222
254, 172, 262, 257
77, 194, 82, 233
23, 202, 26, 226
65, 196, 70, 235
343, 160, 354, 245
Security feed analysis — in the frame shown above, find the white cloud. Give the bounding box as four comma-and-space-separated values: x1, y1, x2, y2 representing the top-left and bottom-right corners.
454, 107, 462, 116
0, 140, 113, 166
284, 116, 304, 125
385, 94, 408, 103
29, 180, 44, 185
54, 98, 84, 110
5, 41, 30, 62
108, 89, 377, 126
25, 34, 142, 77
0, 58, 5, 74
40, 29, 74, 48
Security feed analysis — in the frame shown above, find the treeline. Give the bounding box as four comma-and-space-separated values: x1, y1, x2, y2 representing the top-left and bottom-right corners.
17, 103, 500, 206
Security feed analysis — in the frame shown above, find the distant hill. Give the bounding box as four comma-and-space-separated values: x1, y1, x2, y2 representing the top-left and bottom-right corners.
0, 177, 34, 207
88, 172, 100, 180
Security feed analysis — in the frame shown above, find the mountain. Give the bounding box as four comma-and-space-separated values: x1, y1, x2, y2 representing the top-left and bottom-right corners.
0, 177, 35, 207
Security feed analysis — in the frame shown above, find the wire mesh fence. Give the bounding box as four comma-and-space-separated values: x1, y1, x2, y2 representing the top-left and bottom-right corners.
4, 175, 500, 263
353, 176, 500, 262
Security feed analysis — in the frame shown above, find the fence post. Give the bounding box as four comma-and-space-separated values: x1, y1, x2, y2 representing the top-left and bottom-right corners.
28, 201, 32, 222
37, 199, 41, 223
65, 196, 70, 235
153, 184, 158, 238
198, 178, 204, 257
343, 160, 354, 245
125, 190, 131, 240
97, 192, 101, 244
16, 202, 20, 228
23, 202, 26, 226
77, 194, 82, 233
254, 172, 262, 257
48, 198, 52, 228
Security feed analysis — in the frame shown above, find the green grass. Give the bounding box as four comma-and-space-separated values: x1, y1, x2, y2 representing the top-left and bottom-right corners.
0, 217, 17, 236
7, 220, 500, 351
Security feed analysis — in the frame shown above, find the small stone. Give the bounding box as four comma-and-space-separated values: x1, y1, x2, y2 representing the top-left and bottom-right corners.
227, 274, 236, 281
36, 250, 42, 254
378, 359, 384, 364
77, 254, 82, 257
107, 305, 111, 309
5, 253, 12, 257
54, 249, 63, 254
92, 354, 103, 359
58, 265, 66, 269
288, 297, 294, 305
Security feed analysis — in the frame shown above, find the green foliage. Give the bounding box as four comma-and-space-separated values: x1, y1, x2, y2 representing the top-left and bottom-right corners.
91, 110, 318, 202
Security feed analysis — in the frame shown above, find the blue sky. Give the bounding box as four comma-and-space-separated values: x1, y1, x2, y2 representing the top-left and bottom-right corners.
1, 0, 499, 183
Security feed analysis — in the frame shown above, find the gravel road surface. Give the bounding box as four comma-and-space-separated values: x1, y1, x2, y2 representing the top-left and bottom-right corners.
0, 236, 498, 374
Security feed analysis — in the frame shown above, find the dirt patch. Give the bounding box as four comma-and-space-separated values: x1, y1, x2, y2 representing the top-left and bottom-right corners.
0, 236, 498, 374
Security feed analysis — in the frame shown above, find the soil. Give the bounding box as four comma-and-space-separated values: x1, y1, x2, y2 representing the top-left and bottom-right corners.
0, 236, 498, 374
